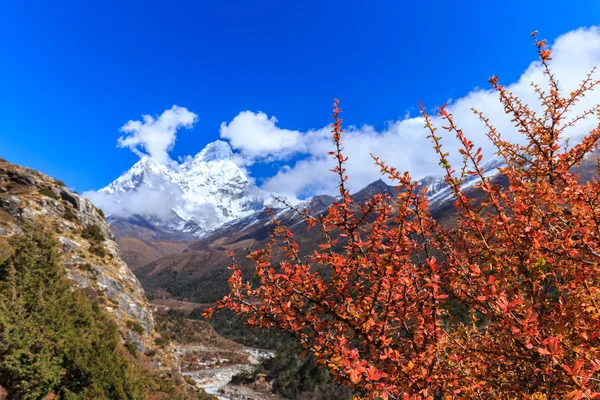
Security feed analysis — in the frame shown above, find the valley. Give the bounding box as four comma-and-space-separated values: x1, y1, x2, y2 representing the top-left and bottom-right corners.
2, 12, 600, 398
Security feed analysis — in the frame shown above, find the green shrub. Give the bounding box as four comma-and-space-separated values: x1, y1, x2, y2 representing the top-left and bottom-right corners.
197, 389, 219, 400
0, 229, 148, 399
144, 349, 157, 357
204, 309, 285, 349
124, 337, 138, 357
239, 341, 354, 400
0, 239, 11, 265
126, 320, 145, 335
82, 224, 104, 242
63, 206, 76, 222
39, 187, 58, 200
89, 243, 107, 258
167, 308, 185, 318
154, 333, 171, 348
185, 377, 196, 386
79, 263, 98, 281
153, 376, 210, 400
97, 208, 105, 218
82, 262, 94, 273
55, 179, 66, 187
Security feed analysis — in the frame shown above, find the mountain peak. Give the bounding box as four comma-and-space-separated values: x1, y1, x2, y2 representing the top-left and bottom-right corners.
194, 140, 233, 162
98, 139, 270, 237
130, 156, 169, 173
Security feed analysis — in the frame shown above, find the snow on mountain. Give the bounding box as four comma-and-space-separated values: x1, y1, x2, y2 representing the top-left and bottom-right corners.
222, 156, 506, 235
420, 156, 504, 210
99, 141, 272, 237
98, 137, 505, 240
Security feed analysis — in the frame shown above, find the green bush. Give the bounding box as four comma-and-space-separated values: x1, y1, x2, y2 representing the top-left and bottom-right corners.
124, 337, 138, 357
55, 179, 66, 187
196, 389, 219, 400
82, 262, 94, 272
154, 333, 171, 348
82, 224, 105, 242
0, 229, 149, 399
167, 308, 185, 318
126, 320, 145, 335
201, 309, 285, 349
89, 243, 107, 258
0, 239, 11, 264
39, 187, 58, 200
235, 341, 354, 400
63, 206, 77, 222
184, 377, 196, 386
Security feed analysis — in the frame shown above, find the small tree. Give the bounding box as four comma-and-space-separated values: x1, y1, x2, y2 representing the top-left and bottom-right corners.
206, 33, 600, 399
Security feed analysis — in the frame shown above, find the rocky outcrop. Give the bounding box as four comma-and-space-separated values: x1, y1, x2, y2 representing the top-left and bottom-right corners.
0, 158, 177, 370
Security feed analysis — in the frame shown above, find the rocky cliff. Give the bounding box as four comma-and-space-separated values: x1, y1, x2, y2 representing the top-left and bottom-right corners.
0, 157, 176, 371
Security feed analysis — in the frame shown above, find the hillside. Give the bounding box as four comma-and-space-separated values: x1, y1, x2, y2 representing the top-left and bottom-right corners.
0, 158, 204, 399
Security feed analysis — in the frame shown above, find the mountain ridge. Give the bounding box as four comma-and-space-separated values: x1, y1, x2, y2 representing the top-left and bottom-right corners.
98, 140, 508, 249
131, 158, 507, 302
97, 140, 272, 238
130, 151, 600, 304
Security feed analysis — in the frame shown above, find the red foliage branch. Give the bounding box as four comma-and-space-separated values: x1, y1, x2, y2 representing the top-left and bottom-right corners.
205, 33, 600, 399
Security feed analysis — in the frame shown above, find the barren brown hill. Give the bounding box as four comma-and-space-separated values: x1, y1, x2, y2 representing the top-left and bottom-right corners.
108, 214, 195, 270
135, 194, 333, 302
117, 236, 189, 271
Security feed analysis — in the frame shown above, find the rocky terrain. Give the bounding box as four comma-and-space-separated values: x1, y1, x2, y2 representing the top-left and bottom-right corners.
154, 313, 278, 400
0, 155, 285, 399
0, 157, 180, 375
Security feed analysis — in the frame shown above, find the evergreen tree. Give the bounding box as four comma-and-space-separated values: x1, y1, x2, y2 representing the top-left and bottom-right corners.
0, 228, 149, 399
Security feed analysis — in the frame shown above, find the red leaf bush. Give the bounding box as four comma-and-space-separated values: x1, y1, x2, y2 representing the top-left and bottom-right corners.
206, 33, 600, 400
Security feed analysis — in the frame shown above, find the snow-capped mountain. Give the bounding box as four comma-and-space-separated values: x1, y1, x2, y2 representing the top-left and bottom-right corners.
133, 156, 511, 297
99, 137, 505, 241
100, 141, 271, 237
210, 156, 506, 237
419, 156, 504, 211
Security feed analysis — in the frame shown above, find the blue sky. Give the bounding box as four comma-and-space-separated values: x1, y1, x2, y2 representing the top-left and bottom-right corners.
1, 1, 600, 197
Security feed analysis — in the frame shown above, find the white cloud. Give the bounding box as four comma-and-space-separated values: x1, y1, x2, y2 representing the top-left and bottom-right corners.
219, 111, 304, 165
85, 183, 225, 227
85, 185, 183, 219
221, 26, 600, 199
118, 105, 198, 165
